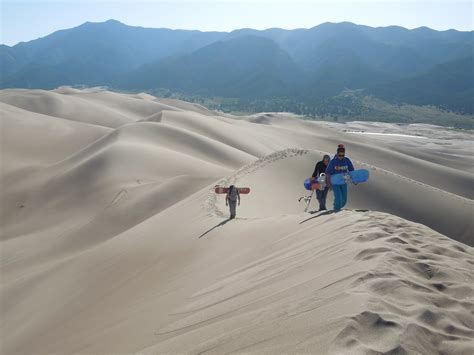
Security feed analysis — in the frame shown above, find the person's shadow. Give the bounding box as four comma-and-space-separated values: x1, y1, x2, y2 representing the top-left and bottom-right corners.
299, 210, 339, 224
299, 209, 369, 224
198, 218, 232, 238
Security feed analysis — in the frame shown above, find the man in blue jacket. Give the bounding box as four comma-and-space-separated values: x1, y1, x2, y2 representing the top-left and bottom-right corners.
325, 144, 354, 211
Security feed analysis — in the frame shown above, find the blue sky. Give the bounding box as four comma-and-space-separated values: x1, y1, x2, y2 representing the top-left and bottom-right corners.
1, 0, 472, 46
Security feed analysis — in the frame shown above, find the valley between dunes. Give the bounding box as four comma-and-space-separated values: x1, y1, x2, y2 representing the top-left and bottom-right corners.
1, 88, 473, 354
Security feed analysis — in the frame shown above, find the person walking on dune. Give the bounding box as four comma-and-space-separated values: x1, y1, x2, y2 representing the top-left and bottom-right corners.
226, 185, 240, 219
325, 144, 354, 211
311, 154, 331, 211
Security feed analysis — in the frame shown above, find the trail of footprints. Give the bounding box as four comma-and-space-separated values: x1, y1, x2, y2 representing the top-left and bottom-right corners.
204, 148, 309, 217
205, 147, 473, 220
355, 160, 473, 205
334, 212, 474, 354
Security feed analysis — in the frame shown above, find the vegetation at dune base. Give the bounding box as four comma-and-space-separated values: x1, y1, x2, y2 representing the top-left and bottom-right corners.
149, 88, 474, 130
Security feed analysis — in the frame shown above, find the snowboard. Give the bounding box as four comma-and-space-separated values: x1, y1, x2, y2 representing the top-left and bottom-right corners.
303, 174, 327, 191
300, 174, 326, 212
330, 169, 369, 185
214, 186, 251, 194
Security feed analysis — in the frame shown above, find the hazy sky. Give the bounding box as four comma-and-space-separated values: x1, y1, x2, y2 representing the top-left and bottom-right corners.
1, 0, 472, 46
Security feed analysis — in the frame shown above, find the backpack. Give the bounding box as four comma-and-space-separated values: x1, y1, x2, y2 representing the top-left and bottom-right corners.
228, 186, 239, 201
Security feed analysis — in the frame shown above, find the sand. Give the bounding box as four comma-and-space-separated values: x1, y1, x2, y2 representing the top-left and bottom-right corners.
0, 88, 473, 354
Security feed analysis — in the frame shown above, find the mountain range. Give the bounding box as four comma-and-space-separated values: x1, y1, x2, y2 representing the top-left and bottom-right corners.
1, 19, 473, 114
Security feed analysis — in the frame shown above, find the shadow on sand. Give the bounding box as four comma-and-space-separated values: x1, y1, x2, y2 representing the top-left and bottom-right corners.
198, 218, 232, 239
299, 209, 370, 224
299, 210, 339, 224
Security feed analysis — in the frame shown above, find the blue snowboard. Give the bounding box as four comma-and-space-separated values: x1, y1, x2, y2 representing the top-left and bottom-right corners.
303, 178, 313, 190
303, 174, 326, 191
330, 169, 369, 185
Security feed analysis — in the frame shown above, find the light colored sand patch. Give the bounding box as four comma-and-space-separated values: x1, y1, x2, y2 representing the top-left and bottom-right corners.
346, 131, 428, 139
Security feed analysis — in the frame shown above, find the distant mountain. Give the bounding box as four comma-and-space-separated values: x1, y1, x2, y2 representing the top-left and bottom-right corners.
300, 49, 391, 101
370, 56, 474, 114
1, 20, 226, 88
124, 35, 304, 98
228, 22, 472, 78
1, 20, 473, 114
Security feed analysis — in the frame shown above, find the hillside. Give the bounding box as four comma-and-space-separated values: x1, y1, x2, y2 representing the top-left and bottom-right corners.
0, 20, 226, 87
370, 56, 474, 114
1, 20, 473, 115
124, 35, 304, 97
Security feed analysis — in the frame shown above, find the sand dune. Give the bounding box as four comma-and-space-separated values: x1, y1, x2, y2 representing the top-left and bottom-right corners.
0, 88, 182, 128
211, 149, 473, 244
0, 102, 110, 173
1, 88, 473, 354
320, 121, 474, 174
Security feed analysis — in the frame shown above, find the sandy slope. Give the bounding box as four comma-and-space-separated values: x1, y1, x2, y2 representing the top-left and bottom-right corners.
1, 89, 473, 354
320, 121, 474, 174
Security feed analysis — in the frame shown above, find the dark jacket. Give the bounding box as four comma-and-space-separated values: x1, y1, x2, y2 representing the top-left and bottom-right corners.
226, 186, 240, 202
312, 161, 328, 178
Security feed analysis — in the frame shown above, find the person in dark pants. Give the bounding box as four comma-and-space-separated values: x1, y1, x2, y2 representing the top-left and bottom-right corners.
226, 185, 240, 219
311, 154, 330, 211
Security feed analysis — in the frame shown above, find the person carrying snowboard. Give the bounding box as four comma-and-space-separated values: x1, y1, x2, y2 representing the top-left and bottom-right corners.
325, 144, 354, 211
226, 185, 240, 219
311, 154, 330, 211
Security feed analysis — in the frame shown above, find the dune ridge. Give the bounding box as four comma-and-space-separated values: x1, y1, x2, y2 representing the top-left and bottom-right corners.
1, 88, 472, 354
